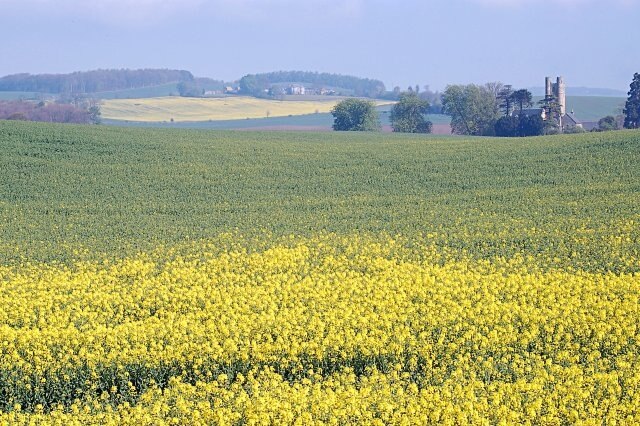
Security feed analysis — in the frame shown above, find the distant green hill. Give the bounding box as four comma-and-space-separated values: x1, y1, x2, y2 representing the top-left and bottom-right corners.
0, 84, 182, 100
564, 96, 626, 121
533, 96, 625, 122
94, 83, 180, 99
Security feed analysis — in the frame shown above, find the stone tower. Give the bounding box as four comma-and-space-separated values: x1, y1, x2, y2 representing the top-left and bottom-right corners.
545, 76, 566, 116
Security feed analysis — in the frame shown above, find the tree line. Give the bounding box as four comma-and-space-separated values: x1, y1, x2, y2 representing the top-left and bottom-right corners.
440, 74, 640, 137
331, 72, 640, 135
331, 92, 431, 133
440, 83, 558, 137
0, 69, 194, 94
0, 100, 101, 124
239, 71, 386, 98
177, 78, 226, 97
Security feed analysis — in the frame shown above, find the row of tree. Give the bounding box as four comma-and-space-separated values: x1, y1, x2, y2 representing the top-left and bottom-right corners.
177, 78, 226, 97
0, 69, 194, 94
239, 71, 386, 98
330, 72, 640, 135
440, 83, 569, 137
440, 73, 640, 136
379, 85, 444, 113
0, 100, 101, 124
331, 92, 432, 133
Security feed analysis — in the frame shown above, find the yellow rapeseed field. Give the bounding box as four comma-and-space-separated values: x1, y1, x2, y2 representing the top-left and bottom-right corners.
1, 122, 639, 424
1, 233, 638, 425
100, 96, 391, 122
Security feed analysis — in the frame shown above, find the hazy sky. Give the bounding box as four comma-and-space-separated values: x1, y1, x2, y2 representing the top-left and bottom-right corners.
1, 0, 638, 91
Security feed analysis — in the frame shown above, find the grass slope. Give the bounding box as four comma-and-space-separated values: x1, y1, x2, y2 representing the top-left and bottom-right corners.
1, 121, 638, 269
565, 96, 626, 121
532, 95, 626, 121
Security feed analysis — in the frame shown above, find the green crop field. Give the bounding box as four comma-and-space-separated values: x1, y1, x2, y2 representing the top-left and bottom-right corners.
104, 108, 452, 130
1, 121, 639, 424
1, 121, 637, 269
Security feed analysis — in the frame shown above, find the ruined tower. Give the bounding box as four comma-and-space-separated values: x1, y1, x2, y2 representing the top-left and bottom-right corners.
545, 76, 566, 116
556, 76, 566, 116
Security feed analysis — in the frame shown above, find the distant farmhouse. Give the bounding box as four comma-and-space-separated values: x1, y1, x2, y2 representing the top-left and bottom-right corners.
287, 85, 306, 95
520, 76, 584, 132
284, 85, 336, 96
224, 86, 240, 94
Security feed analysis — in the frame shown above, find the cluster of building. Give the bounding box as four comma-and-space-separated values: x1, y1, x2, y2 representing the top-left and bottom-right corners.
273, 85, 337, 96
519, 76, 589, 131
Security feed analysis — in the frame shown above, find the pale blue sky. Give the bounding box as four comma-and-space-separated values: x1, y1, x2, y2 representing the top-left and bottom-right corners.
1, 0, 638, 91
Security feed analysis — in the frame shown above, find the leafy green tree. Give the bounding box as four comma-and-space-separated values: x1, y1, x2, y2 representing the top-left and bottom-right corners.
177, 81, 203, 97
238, 75, 262, 96
442, 84, 500, 136
623, 73, 640, 129
564, 125, 585, 134
597, 115, 619, 132
390, 92, 432, 133
331, 99, 380, 131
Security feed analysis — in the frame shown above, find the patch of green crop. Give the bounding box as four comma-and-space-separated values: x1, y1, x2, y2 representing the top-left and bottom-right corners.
0, 121, 638, 271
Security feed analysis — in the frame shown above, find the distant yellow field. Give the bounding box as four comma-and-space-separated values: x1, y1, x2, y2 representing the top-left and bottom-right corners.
101, 96, 392, 122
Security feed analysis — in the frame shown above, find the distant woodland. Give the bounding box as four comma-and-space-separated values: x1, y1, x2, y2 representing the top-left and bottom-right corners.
0, 68, 389, 100
0, 69, 194, 94
239, 71, 387, 98
0, 100, 100, 124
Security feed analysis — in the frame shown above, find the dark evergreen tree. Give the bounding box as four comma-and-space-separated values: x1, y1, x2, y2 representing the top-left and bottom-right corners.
511, 89, 533, 115
519, 114, 544, 136
623, 72, 640, 129
494, 115, 519, 136
497, 85, 513, 116
538, 94, 562, 132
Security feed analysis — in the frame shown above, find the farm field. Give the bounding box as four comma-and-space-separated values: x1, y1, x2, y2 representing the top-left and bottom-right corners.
104, 106, 452, 132
0, 121, 639, 424
100, 96, 393, 122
